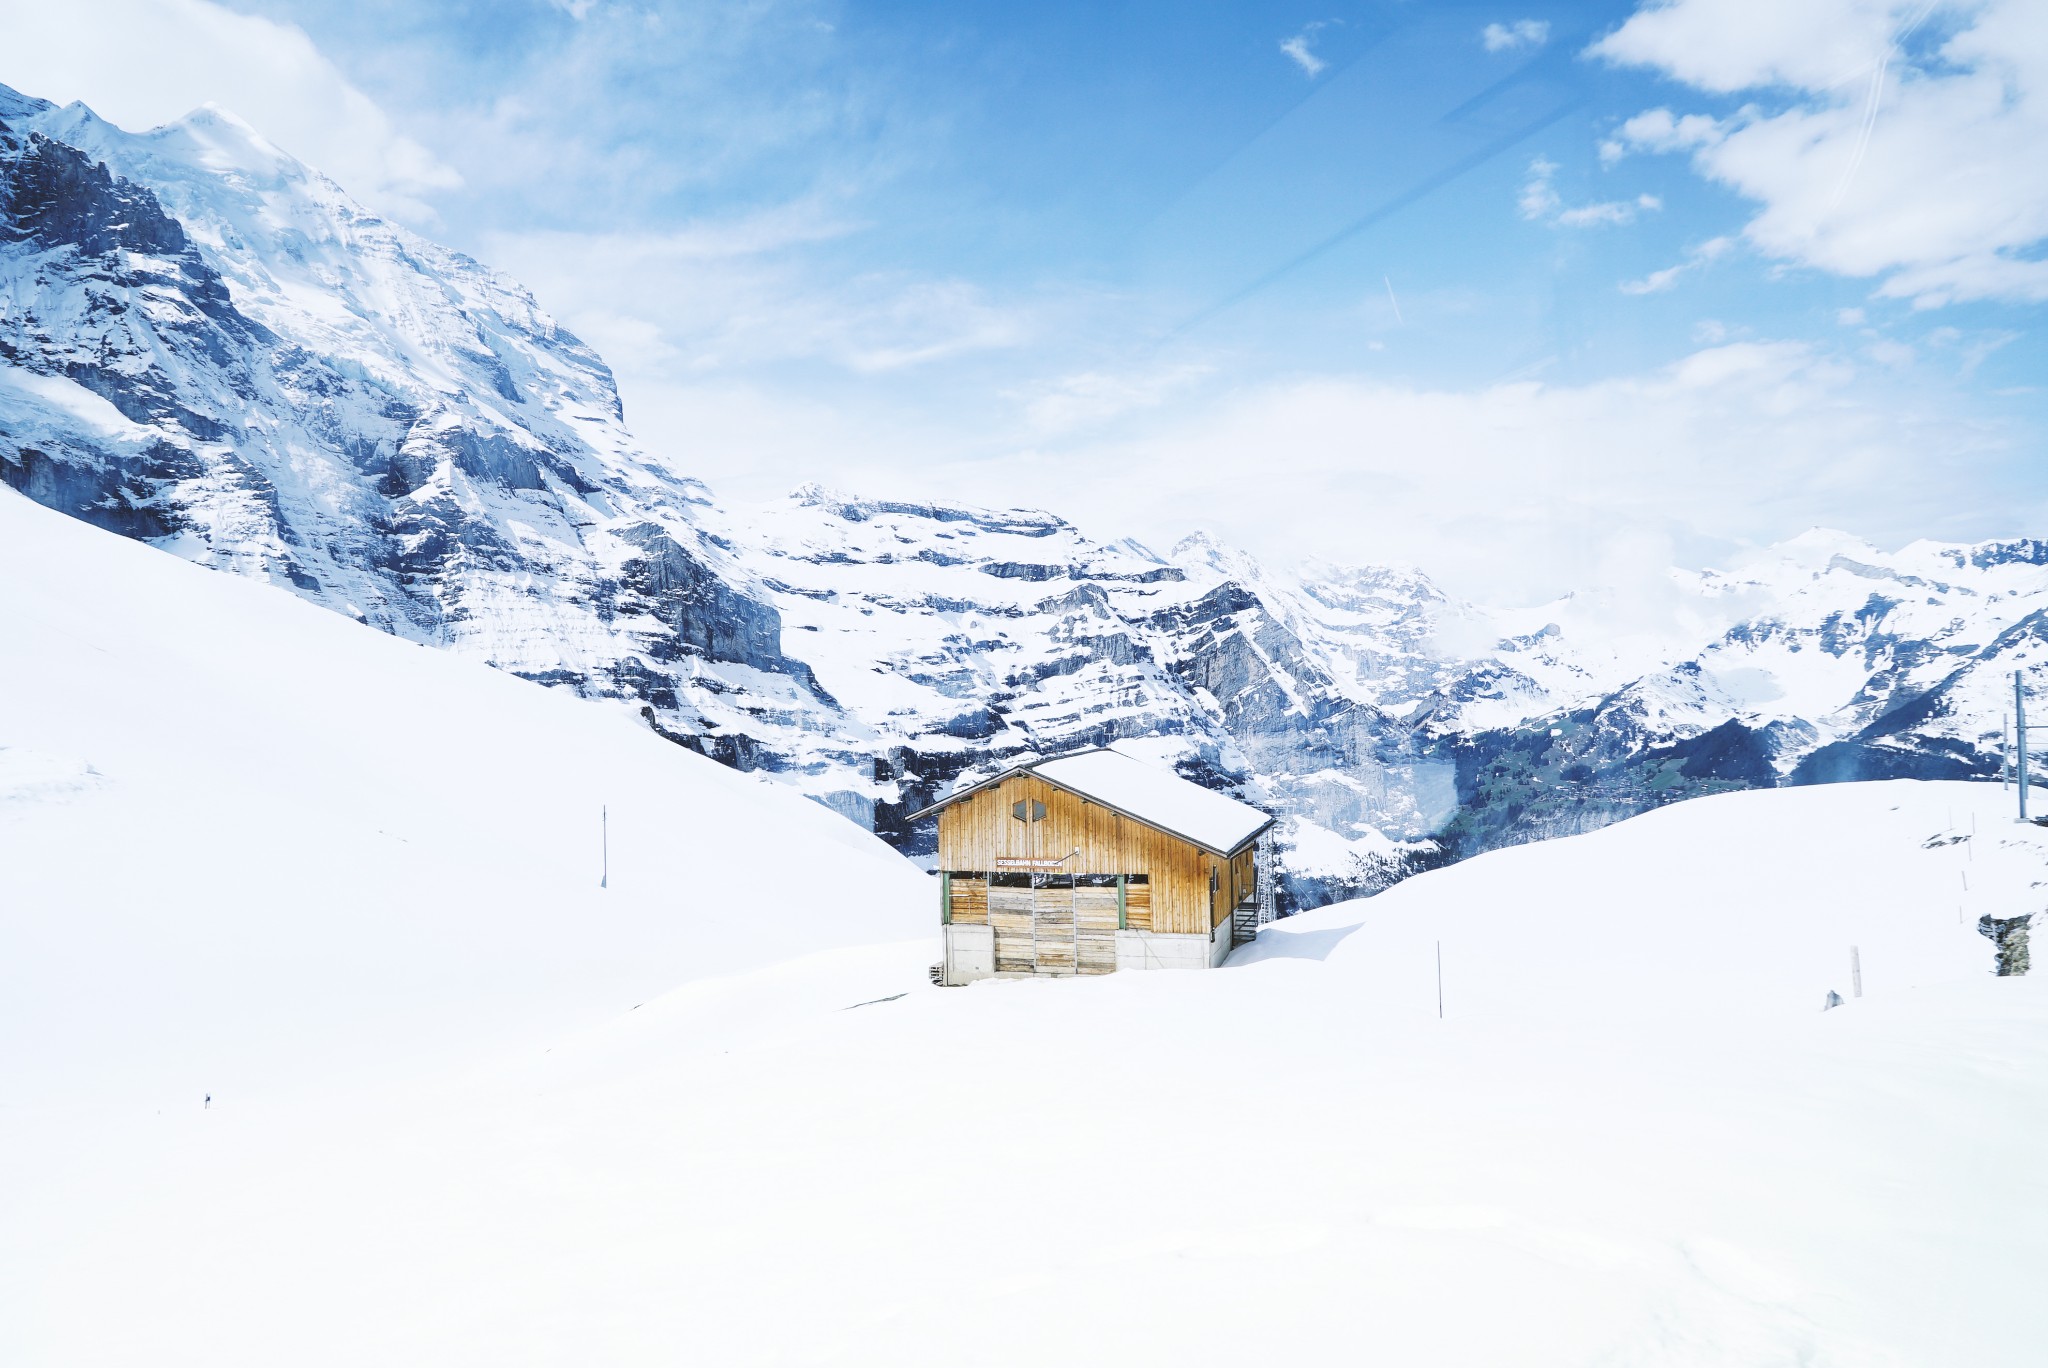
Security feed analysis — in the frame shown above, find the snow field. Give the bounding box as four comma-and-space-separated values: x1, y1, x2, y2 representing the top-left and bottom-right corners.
0, 488, 928, 1107
5, 488, 2047, 1365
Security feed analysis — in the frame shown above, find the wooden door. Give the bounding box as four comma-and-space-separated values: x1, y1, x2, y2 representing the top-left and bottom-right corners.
989, 876, 1035, 974
1032, 878, 1076, 975
1074, 879, 1119, 974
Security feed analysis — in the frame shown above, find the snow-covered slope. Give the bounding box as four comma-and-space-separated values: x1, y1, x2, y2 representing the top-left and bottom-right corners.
0, 488, 927, 1105
8, 761, 2042, 1365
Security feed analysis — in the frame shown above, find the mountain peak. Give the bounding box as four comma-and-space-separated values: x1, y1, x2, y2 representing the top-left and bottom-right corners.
172, 102, 291, 156
1170, 529, 1257, 569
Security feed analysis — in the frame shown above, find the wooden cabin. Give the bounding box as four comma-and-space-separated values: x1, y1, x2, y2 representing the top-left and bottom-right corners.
908, 746, 1274, 984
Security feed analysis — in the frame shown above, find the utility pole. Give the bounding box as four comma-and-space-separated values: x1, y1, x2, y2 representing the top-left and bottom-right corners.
2018, 672, 2031, 824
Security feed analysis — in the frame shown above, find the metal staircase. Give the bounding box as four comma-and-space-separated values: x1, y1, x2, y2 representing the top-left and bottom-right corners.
1231, 830, 1281, 948
1256, 829, 1279, 928
1230, 900, 1259, 946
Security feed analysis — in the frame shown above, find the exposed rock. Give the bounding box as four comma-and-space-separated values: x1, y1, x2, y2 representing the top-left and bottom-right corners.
1978, 912, 2032, 977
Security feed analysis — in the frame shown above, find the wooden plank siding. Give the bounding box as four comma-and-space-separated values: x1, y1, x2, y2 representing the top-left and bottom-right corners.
936, 774, 1257, 937
1074, 886, 1118, 974
1032, 883, 1076, 974
947, 875, 989, 925
990, 886, 1034, 973
1123, 879, 1151, 933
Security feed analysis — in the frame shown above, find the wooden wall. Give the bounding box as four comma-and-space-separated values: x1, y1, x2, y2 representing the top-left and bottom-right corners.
936, 774, 1258, 936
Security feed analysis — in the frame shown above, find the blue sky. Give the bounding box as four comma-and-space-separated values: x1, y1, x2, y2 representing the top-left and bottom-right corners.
3, 0, 2044, 600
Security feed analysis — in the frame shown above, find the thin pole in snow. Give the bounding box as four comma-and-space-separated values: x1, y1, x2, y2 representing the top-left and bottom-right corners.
2018, 671, 2031, 824
1851, 945, 1862, 998
1435, 940, 1443, 1019
601, 805, 609, 890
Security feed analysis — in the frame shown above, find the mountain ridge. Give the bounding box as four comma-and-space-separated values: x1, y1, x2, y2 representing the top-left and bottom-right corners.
4, 81, 2044, 908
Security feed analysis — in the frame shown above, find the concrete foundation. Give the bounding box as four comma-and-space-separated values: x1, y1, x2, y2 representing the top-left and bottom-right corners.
1210, 914, 1236, 967
945, 916, 1243, 982
1113, 928, 1215, 971
942, 922, 995, 985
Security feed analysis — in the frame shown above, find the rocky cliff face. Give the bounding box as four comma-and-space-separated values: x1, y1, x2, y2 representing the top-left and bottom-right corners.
5, 82, 2045, 911
0, 85, 843, 787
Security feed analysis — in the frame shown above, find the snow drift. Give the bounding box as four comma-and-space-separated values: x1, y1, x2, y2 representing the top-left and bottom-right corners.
5, 494, 2043, 1361
0, 488, 929, 1106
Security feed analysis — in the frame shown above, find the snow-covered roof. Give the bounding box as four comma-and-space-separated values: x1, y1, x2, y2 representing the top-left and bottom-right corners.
911, 746, 1273, 855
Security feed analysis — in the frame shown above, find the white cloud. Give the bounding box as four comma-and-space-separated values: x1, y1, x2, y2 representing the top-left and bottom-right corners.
1280, 24, 1331, 77
1924, 324, 2021, 375
1519, 157, 1561, 219
0, 0, 458, 218
1520, 158, 1663, 226
1560, 193, 1662, 227
1593, 0, 2048, 306
1017, 363, 1215, 438
1482, 20, 1553, 53
1611, 107, 1728, 155
976, 339, 2022, 604
471, 215, 1054, 502
429, 223, 2033, 605
1620, 235, 1736, 293
485, 222, 1032, 378
1620, 264, 1688, 296
1593, 0, 1913, 92
1837, 307, 1868, 325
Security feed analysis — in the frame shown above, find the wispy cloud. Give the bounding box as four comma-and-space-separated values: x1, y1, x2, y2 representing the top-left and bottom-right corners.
1482, 19, 1551, 53
1520, 158, 1662, 227
485, 222, 1033, 378
1280, 22, 1331, 77
1019, 362, 1214, 437
1619, 235, 1736, 294
1000, 339, 2014, 605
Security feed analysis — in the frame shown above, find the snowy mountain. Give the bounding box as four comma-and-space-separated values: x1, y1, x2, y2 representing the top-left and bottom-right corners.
0, 83, 848, 780
6, 80, 2046, 911
1427, 532, 2048, 857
